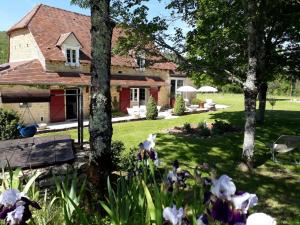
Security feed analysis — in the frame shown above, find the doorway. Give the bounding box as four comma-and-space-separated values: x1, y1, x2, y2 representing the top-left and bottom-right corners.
66, 89, 78, 120
130, 88, 147, 106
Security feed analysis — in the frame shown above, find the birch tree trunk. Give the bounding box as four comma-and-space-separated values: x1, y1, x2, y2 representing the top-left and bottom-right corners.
242, 0, 259, 164
89, 0, 114, 185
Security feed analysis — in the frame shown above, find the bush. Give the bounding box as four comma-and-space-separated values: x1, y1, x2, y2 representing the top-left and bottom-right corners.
111, 140, 126, 170
0, 108, 20, 140
174, 95, 185, 116
146, 96, 158, 120
191, 98, 200, 105
183, 123, 192, 133
211, 120, 232, 135
198, 121, 211, 137
221, 83, 243, 93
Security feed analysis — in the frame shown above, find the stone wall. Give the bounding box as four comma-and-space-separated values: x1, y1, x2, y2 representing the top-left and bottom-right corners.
45, 60, 90, 73
1, 102, 49, 124
9, 29, 45, 67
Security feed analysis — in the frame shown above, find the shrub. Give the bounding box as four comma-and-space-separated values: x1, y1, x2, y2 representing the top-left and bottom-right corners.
0, 108, 20, 140
191, 98, 200, 105
183, 123, 192, 133
146, 96, 158, 120
198, 121, 211, 137
173, 95, 185, 116
111, 140, 126, 170
211, 120, 232, 135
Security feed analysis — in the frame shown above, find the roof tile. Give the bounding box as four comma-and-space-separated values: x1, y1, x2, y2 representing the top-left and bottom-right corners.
7, 4, 176, 71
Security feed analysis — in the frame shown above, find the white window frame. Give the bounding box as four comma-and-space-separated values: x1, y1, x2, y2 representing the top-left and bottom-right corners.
130, 88, 139, 102
171, 78, 185, 96
136, 52, 146, 71
62, 44, 80, 67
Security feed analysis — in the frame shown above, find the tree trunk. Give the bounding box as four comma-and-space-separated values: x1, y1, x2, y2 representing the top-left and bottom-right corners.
255, 0, 267, 125
242, 0, 258, 165
257, 82, 267, 124
89, 0, 114, 186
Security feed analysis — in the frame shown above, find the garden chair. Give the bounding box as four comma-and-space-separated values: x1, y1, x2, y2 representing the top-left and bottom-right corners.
269, 135, 300, 162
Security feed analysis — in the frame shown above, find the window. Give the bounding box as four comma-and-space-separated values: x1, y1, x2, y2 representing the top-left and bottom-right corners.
130, 88, 138, 101
137, 56, 146, 69
139, 88, 146, 101
136, 52, 146, 71
171, 79, 184, 97
66, 49, 77, 64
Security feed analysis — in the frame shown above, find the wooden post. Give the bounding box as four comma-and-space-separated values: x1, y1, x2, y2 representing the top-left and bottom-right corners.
80, 87, 84, 149
77, 88, 81, 148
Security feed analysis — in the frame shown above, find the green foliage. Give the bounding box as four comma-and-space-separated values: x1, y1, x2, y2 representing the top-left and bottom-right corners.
211, 120, 234, 136
117, 147, 138, 172
111, 140, 126, 170
173, 95, 185, 116
55, 172, 88, 225
0, 108, 20, 140
146, 96, 158, 120
0, 31, 8, 64
32, 190, 63, 225
183, 123, 192, 133
100, 164, 176, 225
221, 83, 243, 94
191, 98, 200, 105
198, 121, 211, 137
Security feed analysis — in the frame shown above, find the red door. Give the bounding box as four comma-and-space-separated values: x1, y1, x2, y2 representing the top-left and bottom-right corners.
150, 87, 158, 103
50, 90, 65, 122
119, 88, 130, 113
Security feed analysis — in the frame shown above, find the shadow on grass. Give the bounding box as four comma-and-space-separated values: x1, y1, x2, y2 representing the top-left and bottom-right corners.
156, 109, 300, 224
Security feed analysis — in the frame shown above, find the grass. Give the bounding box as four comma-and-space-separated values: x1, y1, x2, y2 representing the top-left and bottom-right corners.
42, 94, 300, 224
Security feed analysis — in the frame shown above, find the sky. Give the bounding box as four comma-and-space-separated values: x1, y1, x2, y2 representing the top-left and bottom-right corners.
0, 0, 176, 31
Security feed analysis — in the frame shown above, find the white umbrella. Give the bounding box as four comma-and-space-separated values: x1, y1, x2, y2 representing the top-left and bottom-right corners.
177, 86, 197, 92
176, 86, 197, 105
197, 86, 218, 93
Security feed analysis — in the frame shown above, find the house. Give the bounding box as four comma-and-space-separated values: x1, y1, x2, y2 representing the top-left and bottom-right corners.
0, 4, 192, 124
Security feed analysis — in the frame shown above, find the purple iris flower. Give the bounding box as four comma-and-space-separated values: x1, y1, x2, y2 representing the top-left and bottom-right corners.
211, 198, 231, 223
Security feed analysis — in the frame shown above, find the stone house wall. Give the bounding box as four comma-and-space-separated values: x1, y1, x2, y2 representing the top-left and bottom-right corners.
9, 29, 45, 67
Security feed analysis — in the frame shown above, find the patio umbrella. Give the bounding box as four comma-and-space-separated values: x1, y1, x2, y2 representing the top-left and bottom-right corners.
176, 86, 197, 105
177, 86, 197, 93
197, 86, 218, 93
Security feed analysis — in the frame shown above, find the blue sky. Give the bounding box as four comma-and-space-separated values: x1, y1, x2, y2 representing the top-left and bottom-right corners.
0, 0, 175, 31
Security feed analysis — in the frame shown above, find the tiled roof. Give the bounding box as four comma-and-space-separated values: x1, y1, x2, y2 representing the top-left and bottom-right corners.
0, 60, 90, 86
8, 4, 177, 71
0, 60, 167, 87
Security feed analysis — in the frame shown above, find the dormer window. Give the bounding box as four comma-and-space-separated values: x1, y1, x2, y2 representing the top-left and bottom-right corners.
56, 32, 82, 67
137, 56, 146, 70
66, 49, 77, 64
136, 52, 146, 71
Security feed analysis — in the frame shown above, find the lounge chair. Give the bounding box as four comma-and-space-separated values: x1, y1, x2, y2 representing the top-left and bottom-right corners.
204, 99, 216, 110
269, 135, 300, 162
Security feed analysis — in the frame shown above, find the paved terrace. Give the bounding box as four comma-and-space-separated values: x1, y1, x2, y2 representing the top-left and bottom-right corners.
38, 105, 228, 133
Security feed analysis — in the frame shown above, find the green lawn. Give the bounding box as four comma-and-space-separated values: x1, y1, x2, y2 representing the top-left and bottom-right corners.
45, 94, 300, 224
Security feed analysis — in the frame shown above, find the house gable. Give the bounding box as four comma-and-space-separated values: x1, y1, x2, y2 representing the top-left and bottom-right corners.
9, 28, 45, 68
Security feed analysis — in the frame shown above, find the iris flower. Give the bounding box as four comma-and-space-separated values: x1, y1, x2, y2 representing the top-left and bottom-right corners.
0, 189, 41, 225
137, 134, 160, 166
211, 175, 236, 201
163, 205, 184, 225
232, 192, 258, 214
197, 214, 208, 225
